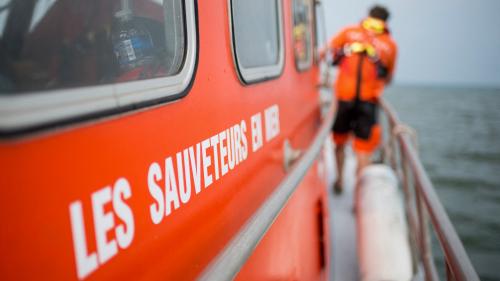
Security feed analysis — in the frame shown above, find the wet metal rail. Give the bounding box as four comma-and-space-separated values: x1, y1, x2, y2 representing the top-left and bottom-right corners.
379, 99, 480, 281
198, 103, 336, 281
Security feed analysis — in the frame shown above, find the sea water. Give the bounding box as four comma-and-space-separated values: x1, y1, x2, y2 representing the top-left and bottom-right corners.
385, 86, 500, 281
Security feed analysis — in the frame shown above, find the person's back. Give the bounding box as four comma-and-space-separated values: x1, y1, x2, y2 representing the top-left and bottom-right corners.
329, 5, 398, 193
332, 24, 396, 101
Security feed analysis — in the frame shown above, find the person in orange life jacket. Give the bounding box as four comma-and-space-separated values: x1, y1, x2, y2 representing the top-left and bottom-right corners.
329, 5, 398, 194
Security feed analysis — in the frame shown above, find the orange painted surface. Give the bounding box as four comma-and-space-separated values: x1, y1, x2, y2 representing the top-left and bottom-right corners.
237, 162, 331, 281
0, 0, 330, 280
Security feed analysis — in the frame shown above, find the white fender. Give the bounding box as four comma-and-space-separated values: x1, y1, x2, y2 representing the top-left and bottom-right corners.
357, 165, 413, 281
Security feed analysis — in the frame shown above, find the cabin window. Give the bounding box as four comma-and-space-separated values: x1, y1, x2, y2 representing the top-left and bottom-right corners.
230, 0, 284, 83
292, 0, 313, 70
0, 0, 197, 133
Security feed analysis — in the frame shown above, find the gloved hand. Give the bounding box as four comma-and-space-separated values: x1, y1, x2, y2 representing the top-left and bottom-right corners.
375, 61, 388, 79
350, 42, 365, 54
364, 44, 389, 79
343, 42, 376, 57
331, 48, 345, 66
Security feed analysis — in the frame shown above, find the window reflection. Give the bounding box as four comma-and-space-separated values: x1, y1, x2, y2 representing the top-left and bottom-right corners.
0, 0, 185, 94
232, 0, 280, 68
293, 0, 312, 69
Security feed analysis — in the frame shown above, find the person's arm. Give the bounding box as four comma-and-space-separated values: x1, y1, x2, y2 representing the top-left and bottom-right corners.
385, 42, 398, 84
367, 38, 397, 83
330, 28, 348, 66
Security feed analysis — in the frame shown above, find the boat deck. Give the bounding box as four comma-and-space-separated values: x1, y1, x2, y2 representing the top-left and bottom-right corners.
326, 141, 360, 281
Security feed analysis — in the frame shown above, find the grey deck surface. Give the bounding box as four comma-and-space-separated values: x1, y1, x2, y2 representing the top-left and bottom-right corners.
325, 142, 360, 281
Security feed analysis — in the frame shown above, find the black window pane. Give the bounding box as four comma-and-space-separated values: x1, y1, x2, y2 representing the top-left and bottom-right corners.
0, 0, 185, 94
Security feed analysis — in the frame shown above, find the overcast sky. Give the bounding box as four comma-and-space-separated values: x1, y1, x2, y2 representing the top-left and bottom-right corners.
321, 0, 500, 87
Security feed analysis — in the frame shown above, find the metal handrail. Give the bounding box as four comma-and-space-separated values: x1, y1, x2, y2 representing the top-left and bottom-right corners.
198, 104, 336, 281
379, 99, 480, 281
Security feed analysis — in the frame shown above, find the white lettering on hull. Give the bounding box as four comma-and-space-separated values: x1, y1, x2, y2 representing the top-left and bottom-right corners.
69, 104, 280, 279
69, 178, 135, 280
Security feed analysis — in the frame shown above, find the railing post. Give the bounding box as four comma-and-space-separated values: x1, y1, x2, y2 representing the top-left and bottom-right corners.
399, 148, 421, 274
415, 187, 439, 281
389, 129, 398, 171
400, 151, 412, 220
446, 261, 457, 281
380, 114, 391, 165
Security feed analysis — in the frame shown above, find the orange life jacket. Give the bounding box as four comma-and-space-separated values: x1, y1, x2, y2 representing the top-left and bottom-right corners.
330, 18, 397, 102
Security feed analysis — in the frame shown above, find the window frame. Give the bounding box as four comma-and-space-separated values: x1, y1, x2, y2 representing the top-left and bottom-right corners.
313, 1, 324, 66
292, 0, 314, 71
228, 0, 285, 84
0, 0, 198, 135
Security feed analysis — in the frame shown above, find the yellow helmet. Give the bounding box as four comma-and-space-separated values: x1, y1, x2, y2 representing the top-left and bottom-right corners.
362, 17, 385, 34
